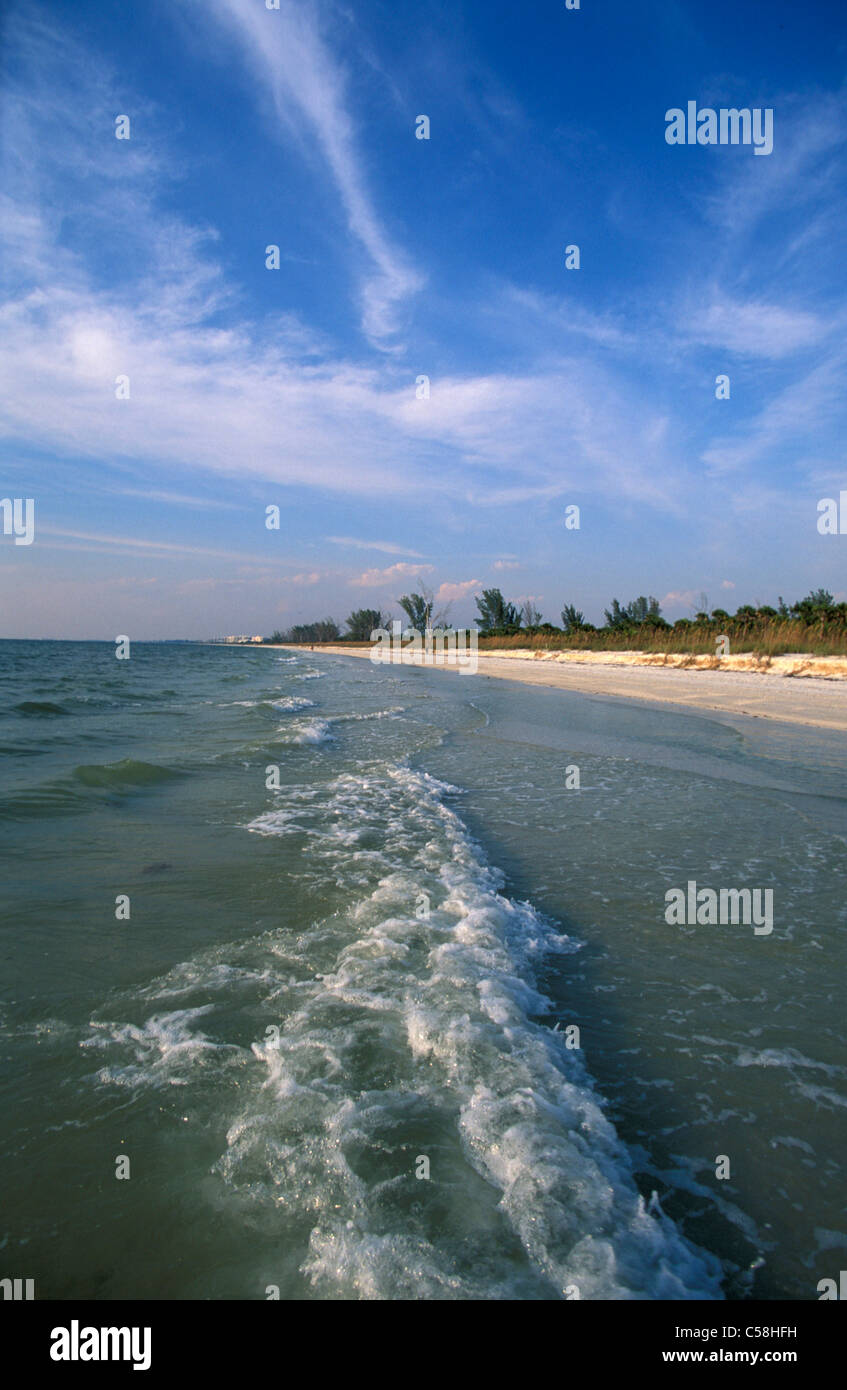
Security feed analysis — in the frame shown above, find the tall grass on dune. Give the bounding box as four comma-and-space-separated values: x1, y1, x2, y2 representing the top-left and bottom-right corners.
478, 620, 847, 658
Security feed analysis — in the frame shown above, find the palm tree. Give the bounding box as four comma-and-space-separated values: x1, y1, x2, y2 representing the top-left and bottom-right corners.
560, 603, 587, 633
475, 588, 521, 633
398, 583, 450, 633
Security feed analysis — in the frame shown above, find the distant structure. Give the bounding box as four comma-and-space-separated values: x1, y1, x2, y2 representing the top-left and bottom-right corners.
213, 635, 265, 644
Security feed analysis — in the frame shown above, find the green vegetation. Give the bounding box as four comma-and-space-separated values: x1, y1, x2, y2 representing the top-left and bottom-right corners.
398, 584, 450, 634
267, 618, 341, 644
560, 603, 591, 634
476, 588, 847, 656
398, 592, 434, 633
267, 588, 847, 655
603, 595, 664, 630
345, 608, 389, 641
475, 587, 522, 634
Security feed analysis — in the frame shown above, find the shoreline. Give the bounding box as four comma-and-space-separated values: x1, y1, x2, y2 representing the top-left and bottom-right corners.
266, 644, 847, 732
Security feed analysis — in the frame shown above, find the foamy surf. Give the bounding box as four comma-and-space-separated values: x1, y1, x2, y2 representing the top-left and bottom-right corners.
227, 765, 724, 1298
76, 761, 724, 1297
80, 1007, 244, 1089
331, 705, 405, 723
276, 718, 334, 745
273, 709, 404, 744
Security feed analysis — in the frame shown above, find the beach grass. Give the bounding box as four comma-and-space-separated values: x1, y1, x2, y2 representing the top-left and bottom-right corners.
475, 621, 847, 658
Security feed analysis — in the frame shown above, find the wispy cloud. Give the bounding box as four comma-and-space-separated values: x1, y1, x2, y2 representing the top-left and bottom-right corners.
327, 536, 426, 557
110, 487, 245, 511
37, 527, 271, 563
203, 0, 424, 348
684, 293, 828, 359
0, 11, 693, 521
703, 92, 847, 241
701, 348, 847, 474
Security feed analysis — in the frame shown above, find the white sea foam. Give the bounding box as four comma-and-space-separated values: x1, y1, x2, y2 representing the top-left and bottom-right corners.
272, 708, 403, 744
228, 765, 725, 1298
220, 696, 317, 712
277, 719, 334, 745
78, 763, 725, 1298
735, 1046, 845, 1078
332, 706, 405, 723
81, 1007, 245, 1089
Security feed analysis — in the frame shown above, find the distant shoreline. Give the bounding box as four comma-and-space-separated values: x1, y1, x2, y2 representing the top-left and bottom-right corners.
264, 644, 847, 732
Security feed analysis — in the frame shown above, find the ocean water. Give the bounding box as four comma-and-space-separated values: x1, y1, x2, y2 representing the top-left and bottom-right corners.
1, 639, 845, 1300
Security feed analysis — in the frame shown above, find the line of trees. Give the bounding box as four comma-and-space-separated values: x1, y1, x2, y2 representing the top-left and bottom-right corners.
269, 583, 450, 643
268, 588, 846, 644
471, 587, 847, 637
267, 618, 341, 644
474, 589, 670, 636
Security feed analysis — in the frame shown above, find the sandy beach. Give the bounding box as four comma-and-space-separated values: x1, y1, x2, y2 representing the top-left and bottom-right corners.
272, 645, 847, 732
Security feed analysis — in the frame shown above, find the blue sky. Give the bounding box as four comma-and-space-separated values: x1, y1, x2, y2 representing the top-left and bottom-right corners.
1, 0, 846, 638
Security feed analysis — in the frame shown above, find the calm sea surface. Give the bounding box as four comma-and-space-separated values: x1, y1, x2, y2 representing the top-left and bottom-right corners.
1, 640, 845, 1299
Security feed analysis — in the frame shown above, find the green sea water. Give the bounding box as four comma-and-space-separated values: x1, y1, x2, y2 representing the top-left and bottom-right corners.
1, 639, 845, 1299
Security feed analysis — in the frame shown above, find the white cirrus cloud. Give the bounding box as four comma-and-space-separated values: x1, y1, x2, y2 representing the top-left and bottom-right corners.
202, 0, 424, 349
326, 536, 426, 557
685, 292, 827, 359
